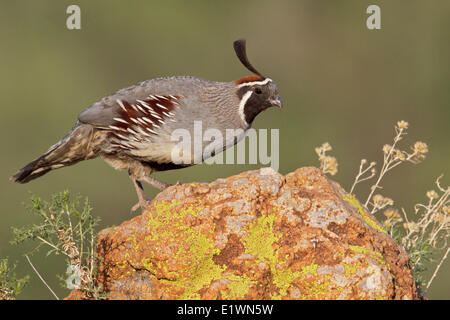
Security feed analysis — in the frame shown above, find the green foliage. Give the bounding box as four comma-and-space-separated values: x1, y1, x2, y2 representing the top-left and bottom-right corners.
11, 191, 105, 299
385, 222, 434, 292
0, 258, 29, 300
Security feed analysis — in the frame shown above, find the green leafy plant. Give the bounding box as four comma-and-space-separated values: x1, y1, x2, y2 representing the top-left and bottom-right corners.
0, 258, 29, 300
11, 191, 104, 299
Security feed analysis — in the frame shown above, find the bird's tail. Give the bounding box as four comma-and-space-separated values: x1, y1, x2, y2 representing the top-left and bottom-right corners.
11, 123, 97, 183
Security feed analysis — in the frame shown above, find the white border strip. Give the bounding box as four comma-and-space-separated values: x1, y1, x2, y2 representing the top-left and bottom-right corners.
237, 78, 272, 88
238, 90, 253, 124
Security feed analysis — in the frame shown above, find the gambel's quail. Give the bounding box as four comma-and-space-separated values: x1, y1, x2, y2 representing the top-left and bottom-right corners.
12, 39, 282, 210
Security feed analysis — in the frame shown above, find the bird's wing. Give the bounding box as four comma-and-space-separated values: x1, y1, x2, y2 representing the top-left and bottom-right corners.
78, 80, 187, 153
78, 80, 184, 128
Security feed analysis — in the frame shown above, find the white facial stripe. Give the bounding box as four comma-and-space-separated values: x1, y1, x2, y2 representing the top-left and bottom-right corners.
239, 90, 253, 124
237, 78, 272, 88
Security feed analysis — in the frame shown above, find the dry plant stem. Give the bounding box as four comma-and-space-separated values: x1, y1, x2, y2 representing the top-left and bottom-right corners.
423, 247, 449, 296
36, 236, 71, 259
350, 160, 376, 194
364, 127, 405, 207
348, 121, 447, 295
403, 182, 449, 249
25, 255, 59, 300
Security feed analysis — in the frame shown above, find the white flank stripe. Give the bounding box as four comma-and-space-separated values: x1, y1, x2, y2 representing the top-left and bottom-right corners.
113, 117, 128, 124
120, 140, 134, 148
136, 104, 145, 113
237, 78, 272, 88
142, 117, 153, 124
137, 100, 152, 110
130, 118, 139, 124
137, 118, 147, 125
239, 90, 253, 124
146, 127, 157, 134
149, 95, 156, 100
116, 99, 126, 111
156, 103, 168, 110
109, 125, 122, 131
127, 128, 138, 135
135, 126, 151, 137
116, 133, 128, 140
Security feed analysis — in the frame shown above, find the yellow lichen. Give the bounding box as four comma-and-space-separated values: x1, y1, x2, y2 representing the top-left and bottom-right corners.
342, 193, 387, 233
273, 268, 301, 299
301, 274, 333, 299
144, 199, 224, 299
221, 274, 255, 300
244, 212, 280, 262
141, 257, 153, 271
349, 245, 385, 265
242, 210, 301, 299
343, 260, 362, 277
301, 262, 319, 276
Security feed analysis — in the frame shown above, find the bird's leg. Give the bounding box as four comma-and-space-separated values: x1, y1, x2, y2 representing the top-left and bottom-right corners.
141, 176, 172, 191
130, 178, 150, 212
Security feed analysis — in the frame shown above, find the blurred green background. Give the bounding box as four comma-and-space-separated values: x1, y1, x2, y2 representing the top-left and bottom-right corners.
0, 0, 448, 299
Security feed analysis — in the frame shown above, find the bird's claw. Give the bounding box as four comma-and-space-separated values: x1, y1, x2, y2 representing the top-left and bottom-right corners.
131, 200, 150, 213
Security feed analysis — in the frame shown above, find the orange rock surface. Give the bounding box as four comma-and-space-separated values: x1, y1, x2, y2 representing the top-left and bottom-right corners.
68, 167, 419, 300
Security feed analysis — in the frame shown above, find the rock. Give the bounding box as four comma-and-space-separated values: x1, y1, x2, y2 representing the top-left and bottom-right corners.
69, 167, 419, 300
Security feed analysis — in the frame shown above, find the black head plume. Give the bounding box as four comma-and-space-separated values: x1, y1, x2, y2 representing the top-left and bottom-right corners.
233, 39, 265, 79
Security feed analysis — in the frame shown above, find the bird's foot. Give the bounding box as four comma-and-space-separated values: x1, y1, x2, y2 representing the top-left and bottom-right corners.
142, 176, 173, 191
131, 199, 151, 213
130, 178, 151, 214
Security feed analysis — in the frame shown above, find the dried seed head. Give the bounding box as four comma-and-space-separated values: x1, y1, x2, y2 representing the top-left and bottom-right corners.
315, 142, 338, 176
413, 141, 428, 156
394, 150, 406, 161
426, 190, 439, 200
321, 142, 332, 152
384, 208, 400, 218
404, 222, 419, 232
443, 206, 450, 215
433, 213, 446, 224
321, 156, 338, 176
383, 144, 392, 155
373, 194, 394, 207
397, 120, 409, 130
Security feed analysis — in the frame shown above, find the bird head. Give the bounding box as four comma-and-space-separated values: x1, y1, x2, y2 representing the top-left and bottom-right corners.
233, 39, 282, 124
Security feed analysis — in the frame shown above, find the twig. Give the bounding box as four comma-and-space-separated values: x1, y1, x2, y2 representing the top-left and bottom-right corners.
423, 247, 449, 296
25, 254, 60, 300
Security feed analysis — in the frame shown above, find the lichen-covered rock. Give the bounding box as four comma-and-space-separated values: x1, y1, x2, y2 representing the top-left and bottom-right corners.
70, 167, 419, 300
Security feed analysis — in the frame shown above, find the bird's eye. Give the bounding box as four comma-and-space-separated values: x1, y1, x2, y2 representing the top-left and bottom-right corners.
254, 87, 262, 94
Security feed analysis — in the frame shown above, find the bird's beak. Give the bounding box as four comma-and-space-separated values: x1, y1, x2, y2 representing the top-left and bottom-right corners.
270, 96, 283, 108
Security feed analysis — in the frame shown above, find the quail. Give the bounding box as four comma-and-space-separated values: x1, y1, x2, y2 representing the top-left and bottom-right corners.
12, 39, 282, 210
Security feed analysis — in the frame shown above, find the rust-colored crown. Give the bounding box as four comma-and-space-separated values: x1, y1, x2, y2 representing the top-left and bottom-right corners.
233, 75, 264, 85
